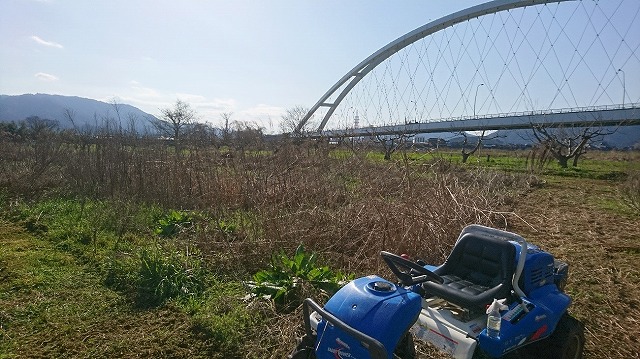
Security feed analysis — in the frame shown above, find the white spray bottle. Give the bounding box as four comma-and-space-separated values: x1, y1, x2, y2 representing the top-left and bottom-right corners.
486, 298, 508, 338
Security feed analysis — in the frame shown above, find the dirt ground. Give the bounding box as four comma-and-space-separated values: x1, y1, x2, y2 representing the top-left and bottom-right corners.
506, 177, 640, 358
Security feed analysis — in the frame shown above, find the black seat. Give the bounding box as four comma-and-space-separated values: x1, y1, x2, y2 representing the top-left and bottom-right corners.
422, 232, 516, 311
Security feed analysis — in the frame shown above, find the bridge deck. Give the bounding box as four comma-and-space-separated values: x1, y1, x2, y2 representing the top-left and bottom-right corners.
319, 105, 640, 138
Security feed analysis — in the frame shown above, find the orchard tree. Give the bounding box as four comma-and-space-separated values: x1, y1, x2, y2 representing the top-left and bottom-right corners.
154, 100, 198, 150
460, 130, 486, 163
372, 133, 413, 161
281, 106, 311, 136
531, 124, 614, 168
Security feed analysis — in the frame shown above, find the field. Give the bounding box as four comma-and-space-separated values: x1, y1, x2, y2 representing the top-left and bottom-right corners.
1, 135, 639, 358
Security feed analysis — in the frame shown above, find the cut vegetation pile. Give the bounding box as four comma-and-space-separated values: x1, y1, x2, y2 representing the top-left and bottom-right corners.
0, 132, 638, 358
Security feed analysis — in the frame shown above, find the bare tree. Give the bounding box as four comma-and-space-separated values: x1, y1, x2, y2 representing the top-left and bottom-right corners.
62, 108, 78, 130
232, 120, 264, 152
281, 106, 311, 136
22, 116, 62, 182
186, 122, 216, 148
460, 130, 486, 163
126, 113, 140, 137
531, 124, 615, 168
25, 116, 59, 136
220, 112, 233, 146
371, 132, 413, 161
154, 99, 198, 150
110, 98, 123, 132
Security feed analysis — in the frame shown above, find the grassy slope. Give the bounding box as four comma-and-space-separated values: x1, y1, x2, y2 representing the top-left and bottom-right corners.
0, 221, 218, 359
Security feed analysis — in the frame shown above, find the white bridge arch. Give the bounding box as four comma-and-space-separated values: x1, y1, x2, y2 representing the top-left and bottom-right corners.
297, 0, 639, 135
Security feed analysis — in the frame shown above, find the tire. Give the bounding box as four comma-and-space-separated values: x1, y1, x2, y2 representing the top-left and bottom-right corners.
291, 332, 416, 359
393, 333, 416, 359
546, 314, 585, 359
288, 334, 317, 359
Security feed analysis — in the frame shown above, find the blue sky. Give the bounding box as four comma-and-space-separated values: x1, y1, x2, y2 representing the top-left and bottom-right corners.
1, 0, 637, 132
0, 0, 481, 129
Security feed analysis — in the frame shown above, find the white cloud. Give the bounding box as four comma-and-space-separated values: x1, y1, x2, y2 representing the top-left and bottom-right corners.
31, 35, 63, 49
129, 81, 162, 99
115, 82, 284, 130
175, 93, 208, 104
35, 72, 59, 81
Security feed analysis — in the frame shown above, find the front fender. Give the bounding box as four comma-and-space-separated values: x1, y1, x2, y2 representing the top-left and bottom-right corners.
312, 276, 422, 359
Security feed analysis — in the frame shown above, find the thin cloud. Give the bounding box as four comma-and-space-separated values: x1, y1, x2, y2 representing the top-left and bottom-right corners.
35, 72, 59, 81
129, 81, 162, 99
31, 35, 63, 49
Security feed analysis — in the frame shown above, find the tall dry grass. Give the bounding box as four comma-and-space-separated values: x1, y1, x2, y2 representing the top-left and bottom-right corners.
1, 131, 530, 276
620, 170, 640, 213
1, 131, 544, 358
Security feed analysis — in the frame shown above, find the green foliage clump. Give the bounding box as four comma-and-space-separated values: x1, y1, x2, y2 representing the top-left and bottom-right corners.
181, 282, 262, 354
105, 246, 208, 307
137, 246, 207, 306
216, 219, 237, 236
250, 245, 351, 309
155, 210, 193, 237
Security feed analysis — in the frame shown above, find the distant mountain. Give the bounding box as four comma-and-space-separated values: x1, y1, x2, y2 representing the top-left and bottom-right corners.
415, 126, 640, 150
491, 127, 640, 149
0, 94, 158, 132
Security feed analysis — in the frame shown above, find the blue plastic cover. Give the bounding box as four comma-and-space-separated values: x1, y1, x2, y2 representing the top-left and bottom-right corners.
315, 276, 422, 358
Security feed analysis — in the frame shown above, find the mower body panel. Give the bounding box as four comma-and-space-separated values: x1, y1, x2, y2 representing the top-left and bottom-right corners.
314, 275, 422, 359
411, 303, 481, 359
478, 284, 571, 357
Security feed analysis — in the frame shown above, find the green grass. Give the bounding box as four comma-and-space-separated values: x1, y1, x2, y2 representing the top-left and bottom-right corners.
0, 220, 264, 358
0, 195, 269, 357
391, 148, 640, 180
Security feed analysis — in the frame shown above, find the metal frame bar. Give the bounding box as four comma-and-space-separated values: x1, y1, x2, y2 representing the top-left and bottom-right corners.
303, 298, 388, 359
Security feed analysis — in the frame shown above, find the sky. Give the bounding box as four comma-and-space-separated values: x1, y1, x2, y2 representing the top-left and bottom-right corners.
0, 0, 481, 131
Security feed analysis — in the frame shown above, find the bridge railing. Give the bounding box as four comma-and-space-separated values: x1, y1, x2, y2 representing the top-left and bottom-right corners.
398, 102, 640, 126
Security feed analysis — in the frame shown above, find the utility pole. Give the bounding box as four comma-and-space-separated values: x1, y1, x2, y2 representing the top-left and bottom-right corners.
617, 69, 626, 106
474, 83, 484, 118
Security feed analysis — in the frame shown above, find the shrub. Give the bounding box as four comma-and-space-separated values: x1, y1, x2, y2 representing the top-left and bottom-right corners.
250, 245, 350, 309
136, 246, 207, 307
154, 210, 193, 238
620, 171, 640, 214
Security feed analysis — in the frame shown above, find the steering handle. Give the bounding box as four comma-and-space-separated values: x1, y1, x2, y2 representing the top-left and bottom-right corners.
381, 251, 444, 286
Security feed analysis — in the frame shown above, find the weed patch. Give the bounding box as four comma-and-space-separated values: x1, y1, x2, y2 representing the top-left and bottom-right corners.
136, 246, 207, 307
249, 245, 351, 310
155, 209, 194, 238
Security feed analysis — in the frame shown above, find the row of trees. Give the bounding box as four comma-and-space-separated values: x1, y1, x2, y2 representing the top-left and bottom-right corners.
0, 100, 269, 152
0, 98, 622, 169
275, 104, 621, 168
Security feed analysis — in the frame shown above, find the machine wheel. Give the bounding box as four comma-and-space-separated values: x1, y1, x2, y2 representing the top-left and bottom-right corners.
288, 334, 317, 359
393, 333, 416, 359
290, 332, 416, 359
546, 314, 585, 359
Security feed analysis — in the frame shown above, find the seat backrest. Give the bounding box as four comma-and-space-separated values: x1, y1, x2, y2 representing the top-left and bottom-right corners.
443, 233, 515, 288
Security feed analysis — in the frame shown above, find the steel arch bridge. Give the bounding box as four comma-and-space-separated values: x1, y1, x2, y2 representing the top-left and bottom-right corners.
297, 0, 640, 137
